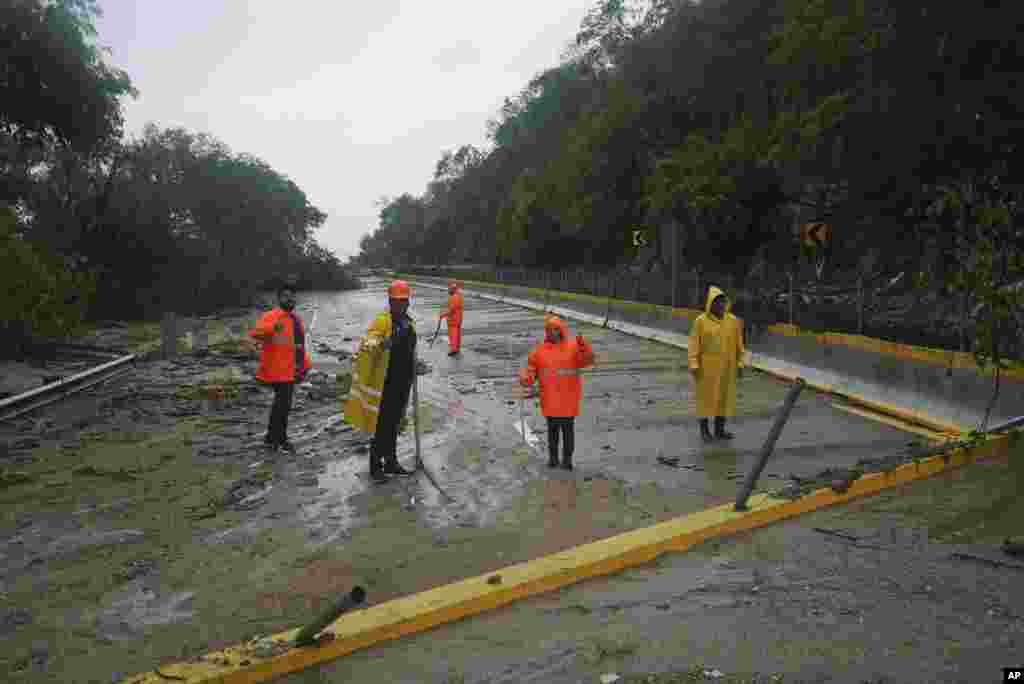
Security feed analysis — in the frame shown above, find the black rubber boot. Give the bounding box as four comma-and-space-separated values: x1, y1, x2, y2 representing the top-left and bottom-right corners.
370, 465, 389, 484
699, 419, 714, 443
714, 417, 734, 440
370, 453, 389, 484
548, 456, 559, 468
560, 453, 573, 471
384, 461, 413, 477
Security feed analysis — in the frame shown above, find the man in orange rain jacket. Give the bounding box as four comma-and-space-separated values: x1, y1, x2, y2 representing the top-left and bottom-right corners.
439, 281, 464, 356
249, 285, 312, 453
519, 315, 595, 471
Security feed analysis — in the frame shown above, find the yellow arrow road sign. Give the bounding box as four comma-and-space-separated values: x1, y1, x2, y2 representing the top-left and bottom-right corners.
801, 222, 830, 248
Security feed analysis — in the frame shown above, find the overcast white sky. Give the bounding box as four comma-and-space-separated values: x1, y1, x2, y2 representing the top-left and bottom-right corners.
93, 0, 593, 260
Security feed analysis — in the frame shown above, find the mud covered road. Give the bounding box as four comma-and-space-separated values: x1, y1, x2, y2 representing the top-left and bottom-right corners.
0, 278, 989, 682
285, 457, 1024, 684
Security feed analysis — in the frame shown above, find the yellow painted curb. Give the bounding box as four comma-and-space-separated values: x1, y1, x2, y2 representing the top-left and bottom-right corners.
828, 402, 953, 442
121, 434, 1011, 684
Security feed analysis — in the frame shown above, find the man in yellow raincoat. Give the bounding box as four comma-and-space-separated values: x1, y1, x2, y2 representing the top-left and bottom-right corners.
344, 280, 417, 484
688, 286, 745, 443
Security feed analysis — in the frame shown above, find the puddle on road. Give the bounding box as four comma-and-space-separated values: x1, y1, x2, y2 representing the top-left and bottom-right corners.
303, 455, 361, 537
515, 415, 542, 451
94, 582, 196, 642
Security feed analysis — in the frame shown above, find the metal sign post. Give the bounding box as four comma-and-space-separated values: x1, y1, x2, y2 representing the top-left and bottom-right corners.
670, 221, 679, 309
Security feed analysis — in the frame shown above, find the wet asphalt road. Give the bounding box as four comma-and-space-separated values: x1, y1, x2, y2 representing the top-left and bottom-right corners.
0, 280, 937, 684
299, 277, 912, 535
266, 279, 931, 682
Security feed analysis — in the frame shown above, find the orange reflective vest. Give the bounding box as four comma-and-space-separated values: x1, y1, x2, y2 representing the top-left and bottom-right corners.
440, 291, 464, 325
249, 308, 312, 383
519, 317, 595, 417
440, 291, 464, 353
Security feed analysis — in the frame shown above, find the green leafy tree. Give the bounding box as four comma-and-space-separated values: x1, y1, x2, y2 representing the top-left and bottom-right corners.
1, 0, 136, 202
0, 206, 96, 355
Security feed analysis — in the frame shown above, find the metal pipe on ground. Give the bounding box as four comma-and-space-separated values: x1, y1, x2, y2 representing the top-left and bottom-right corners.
986, 415, 1024, 434
293, 587, 367, 647
0, 354, 137, 423
735, 377, 806, 512
43, 342, 125, 356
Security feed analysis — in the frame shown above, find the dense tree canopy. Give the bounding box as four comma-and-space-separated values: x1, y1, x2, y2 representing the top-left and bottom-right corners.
1, 0, 354, 354
355, 0, 1024, 288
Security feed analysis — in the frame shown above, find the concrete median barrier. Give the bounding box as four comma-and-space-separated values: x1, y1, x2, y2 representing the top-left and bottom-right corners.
751, 325, 1024, 434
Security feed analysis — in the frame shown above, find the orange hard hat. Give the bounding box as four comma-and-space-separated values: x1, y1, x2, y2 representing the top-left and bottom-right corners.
388, 280, 411, 299
544, 315, 568, 338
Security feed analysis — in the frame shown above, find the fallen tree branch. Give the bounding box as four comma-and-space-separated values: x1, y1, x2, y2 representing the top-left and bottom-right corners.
811, 527, 862, 542
949, 552, 1024, 572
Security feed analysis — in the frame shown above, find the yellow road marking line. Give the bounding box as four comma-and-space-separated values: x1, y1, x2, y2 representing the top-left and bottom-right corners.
829, 401, 955, 442
121, 435, 1011, 684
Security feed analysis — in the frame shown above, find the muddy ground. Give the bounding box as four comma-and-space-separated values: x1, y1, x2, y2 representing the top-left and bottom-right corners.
282, 452, 1024, 684
0, 281, 1010, 683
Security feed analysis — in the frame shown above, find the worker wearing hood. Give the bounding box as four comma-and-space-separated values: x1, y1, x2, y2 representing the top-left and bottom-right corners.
519, 315, 595, 470
688, 286, 745, 442
439, 281, 464, 356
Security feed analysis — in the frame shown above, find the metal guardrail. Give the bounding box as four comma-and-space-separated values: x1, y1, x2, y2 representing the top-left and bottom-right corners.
0, 353, 138, 423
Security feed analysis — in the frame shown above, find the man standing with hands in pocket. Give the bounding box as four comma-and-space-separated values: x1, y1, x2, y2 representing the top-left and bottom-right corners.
249, 285, 311, 453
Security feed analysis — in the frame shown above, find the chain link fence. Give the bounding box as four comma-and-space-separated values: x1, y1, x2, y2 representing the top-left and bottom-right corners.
400, 263, 997, 358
